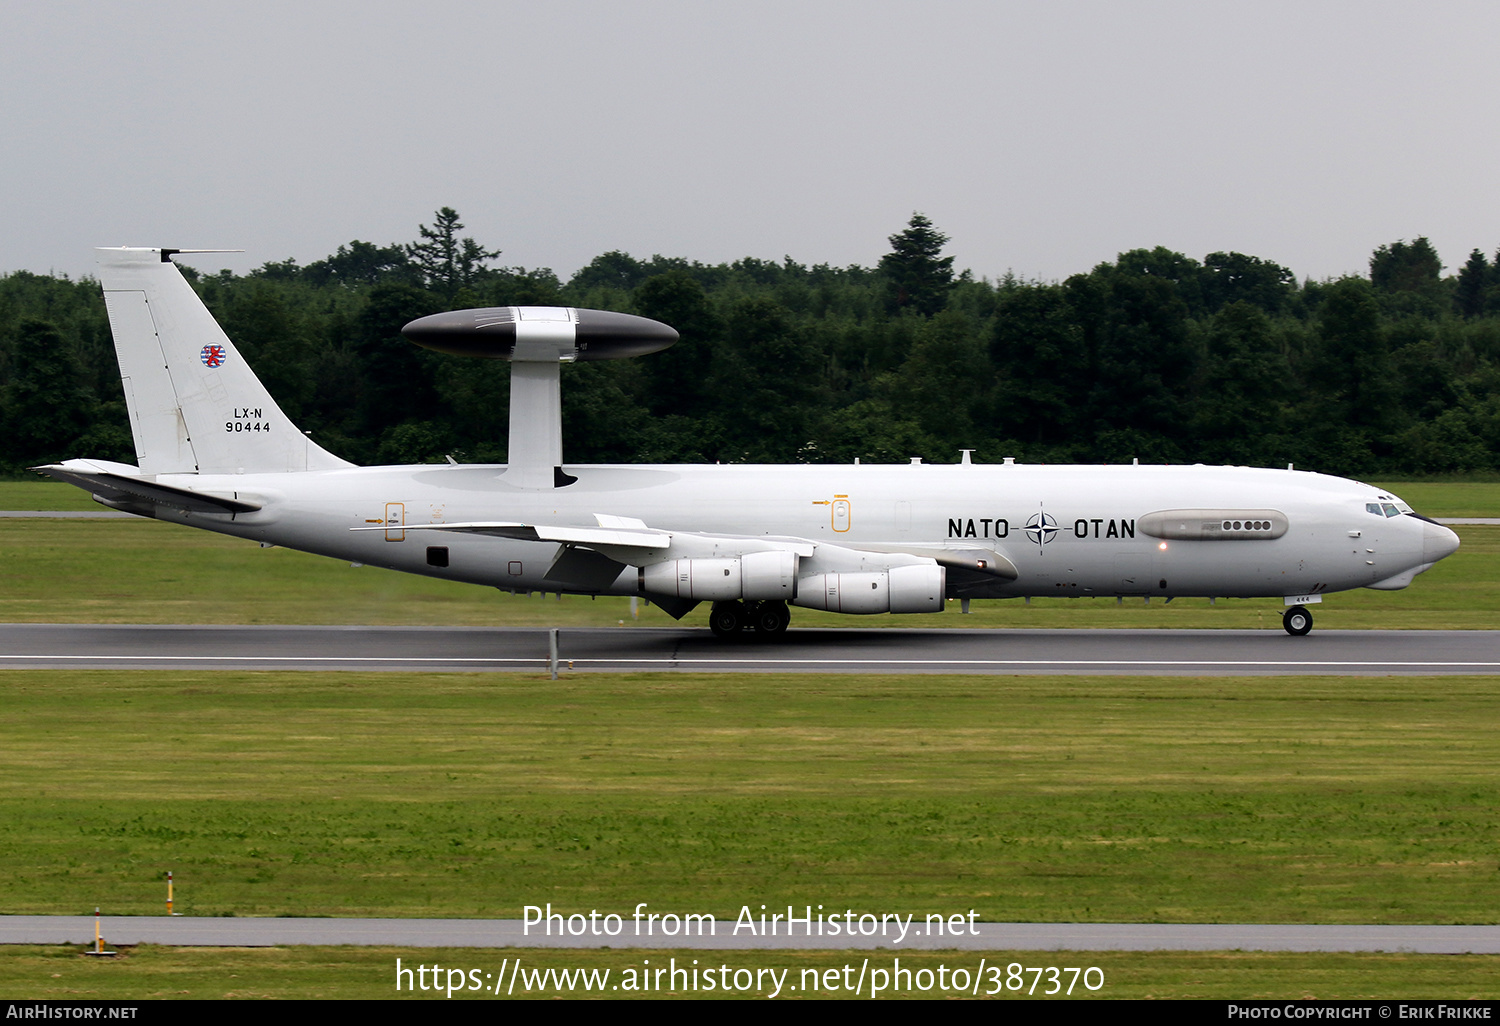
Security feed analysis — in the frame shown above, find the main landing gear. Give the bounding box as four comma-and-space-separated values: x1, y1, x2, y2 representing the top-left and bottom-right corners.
709, 600, 792, 639
1283, 605, 1313, 636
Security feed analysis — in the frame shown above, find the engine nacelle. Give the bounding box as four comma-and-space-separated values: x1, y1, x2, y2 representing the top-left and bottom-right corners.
792, 563, 945, 614
639, 550, 798, 601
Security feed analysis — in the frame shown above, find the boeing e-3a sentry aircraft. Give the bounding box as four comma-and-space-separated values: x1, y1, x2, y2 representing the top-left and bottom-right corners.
37, 248, 1461, 638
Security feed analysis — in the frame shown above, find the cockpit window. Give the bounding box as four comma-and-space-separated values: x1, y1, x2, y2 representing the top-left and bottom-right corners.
1364, 490, 1418, 518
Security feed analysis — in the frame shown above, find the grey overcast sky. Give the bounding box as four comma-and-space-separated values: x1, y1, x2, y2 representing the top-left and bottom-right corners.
2, 1, 1496, 284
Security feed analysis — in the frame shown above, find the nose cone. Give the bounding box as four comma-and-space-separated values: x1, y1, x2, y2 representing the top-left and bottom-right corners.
1422, 520, 1461, 565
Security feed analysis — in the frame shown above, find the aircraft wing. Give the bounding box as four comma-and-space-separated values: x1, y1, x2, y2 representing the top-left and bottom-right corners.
354, 514, 825, 566
370, 520, 672, 553
851, 544, 1019, 581
354, 516, 1014, 581
33, 461, 263, 515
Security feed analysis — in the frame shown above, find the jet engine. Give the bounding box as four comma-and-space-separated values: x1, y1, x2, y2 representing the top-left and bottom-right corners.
640, 550, 798, 602
793, 563, 945, 614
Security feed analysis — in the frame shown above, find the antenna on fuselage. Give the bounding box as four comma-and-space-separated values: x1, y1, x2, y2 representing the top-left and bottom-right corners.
402, 306, 677, 489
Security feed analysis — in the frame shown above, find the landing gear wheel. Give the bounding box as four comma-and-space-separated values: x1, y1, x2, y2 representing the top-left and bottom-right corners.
1283, 605, 1313, 636
752, 600, 791, 636
709, 601, 745, 639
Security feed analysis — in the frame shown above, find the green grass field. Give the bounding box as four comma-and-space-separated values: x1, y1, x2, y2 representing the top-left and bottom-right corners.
2, 671, 1497, 924
1368, 481, 1500, 518
0, 480, 104, 512
1, 670, 1499, 998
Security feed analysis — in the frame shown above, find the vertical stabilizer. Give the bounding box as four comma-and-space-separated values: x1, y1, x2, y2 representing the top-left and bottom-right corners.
97, 248, 352, 475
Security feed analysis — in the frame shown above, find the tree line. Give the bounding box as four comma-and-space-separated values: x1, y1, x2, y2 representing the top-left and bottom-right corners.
3, 209, 1499, 477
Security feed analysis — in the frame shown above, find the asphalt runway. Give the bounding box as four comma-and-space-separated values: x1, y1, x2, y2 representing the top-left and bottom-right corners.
7, 916, 1500, 953
1, 623, 1498, 674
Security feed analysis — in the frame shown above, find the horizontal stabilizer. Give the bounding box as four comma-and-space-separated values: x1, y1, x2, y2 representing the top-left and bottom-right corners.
34, 462, 262, 514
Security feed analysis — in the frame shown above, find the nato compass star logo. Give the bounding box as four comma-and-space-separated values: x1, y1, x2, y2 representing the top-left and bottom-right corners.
1025, 511, 1059, 549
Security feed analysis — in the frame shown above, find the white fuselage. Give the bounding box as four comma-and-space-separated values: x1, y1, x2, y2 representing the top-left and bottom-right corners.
141, 461, 1449, 604
67, 248, 1460, 624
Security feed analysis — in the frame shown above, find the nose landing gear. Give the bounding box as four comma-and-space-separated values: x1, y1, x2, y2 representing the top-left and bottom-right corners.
1283, 605, 1313, 636
709, 600, 791, 639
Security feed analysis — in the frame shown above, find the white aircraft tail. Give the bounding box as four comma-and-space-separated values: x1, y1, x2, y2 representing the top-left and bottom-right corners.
96, 247, 352, 475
